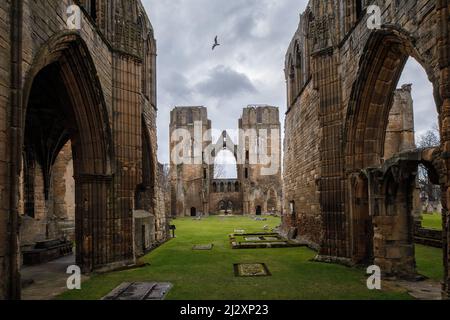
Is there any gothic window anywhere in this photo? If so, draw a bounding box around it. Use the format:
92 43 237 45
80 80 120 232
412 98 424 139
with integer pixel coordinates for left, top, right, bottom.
235 182 240 192
356 0 364 20
220 182 225 193
90 0 97 20
245 168 249 179
295 43 303 92
288 55 296 105
290 201 296 216
257 109 263 124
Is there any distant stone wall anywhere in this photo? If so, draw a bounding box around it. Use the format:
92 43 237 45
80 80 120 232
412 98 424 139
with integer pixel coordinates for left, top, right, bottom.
154 163 169 242
384 85 416 160
415 226 443 248
169 106 282 217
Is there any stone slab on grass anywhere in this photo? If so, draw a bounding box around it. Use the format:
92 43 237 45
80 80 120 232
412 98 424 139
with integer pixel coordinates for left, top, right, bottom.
234 263 271 277
192 244 214 250
102 282 172 300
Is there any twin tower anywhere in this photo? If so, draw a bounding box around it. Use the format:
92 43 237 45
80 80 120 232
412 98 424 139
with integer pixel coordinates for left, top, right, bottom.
169 106 282 217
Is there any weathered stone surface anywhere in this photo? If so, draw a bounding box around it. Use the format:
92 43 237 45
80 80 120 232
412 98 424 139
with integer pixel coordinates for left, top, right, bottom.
282 0 450 297
0 0 168 299
102 282 172 300
169 106 282 217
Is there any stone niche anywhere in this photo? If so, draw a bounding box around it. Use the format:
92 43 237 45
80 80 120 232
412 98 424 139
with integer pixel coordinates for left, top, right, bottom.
133 210 156 257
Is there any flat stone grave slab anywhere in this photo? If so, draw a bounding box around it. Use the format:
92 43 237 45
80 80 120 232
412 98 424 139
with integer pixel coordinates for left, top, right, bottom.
229 232 305 249
102 282 172 300
192 244 214 250
244 237 261 241
234 263 271 277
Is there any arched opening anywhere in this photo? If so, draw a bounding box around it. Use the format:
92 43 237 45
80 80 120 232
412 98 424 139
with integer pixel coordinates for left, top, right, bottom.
19 35 113 288
90 0 97 21
295 42 303 93
350 173 373 265
214 150 237 179
355 0 363 20
136 118 155 212
344 29 444 279
227 201 234 214
256 206 262 216
191 207 197 217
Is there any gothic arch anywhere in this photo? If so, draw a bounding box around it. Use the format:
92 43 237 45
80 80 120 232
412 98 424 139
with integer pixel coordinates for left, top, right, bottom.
344 27 441 172
21 32 114 272
343 27 447 277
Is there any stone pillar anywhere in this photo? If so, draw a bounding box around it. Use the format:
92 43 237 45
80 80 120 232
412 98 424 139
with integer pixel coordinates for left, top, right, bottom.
75 174 114 273
370 164 417 278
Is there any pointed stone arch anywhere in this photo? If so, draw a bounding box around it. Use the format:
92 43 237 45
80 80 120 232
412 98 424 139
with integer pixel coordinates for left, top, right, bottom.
21 32 117 274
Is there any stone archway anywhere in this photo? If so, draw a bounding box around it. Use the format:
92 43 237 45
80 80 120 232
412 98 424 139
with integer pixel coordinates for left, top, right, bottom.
344 29 441 171
343 29 447 279
266 187 280 215
136 117 156 212
20 34 114 275
349 172 373 265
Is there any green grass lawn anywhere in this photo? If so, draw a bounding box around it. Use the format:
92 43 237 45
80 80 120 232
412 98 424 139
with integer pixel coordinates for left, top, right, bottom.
421 213 442 230
58 216 416 300
415 244 444 282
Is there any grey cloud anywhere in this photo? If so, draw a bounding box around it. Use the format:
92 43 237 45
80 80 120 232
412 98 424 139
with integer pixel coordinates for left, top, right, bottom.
161 71 192 102
144 1 437 166
195 65 257 98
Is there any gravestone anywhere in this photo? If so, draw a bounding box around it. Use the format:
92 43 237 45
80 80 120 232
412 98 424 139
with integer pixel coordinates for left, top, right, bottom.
102 282 172 300
192 244 213 250
233 263 271 277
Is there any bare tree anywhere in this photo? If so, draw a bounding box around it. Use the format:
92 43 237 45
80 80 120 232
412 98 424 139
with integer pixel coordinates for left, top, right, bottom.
417 127 441 205
417 125 440 149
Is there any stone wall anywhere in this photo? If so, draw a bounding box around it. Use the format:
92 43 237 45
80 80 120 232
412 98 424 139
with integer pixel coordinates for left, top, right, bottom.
169 106 283 217
239 106 283 216
0 0 167 299
169 107 212 217
384 85 416 160
282 83 321 244
209 179 243 214
283 0 450 293
0 0 11 300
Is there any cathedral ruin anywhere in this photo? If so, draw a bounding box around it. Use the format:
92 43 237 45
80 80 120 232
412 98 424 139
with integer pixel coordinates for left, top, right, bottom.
282 0 450 296
169 106 282 217
0 0 169 299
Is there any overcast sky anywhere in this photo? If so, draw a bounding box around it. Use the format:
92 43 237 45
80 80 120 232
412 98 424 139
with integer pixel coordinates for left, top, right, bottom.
143 0 438 172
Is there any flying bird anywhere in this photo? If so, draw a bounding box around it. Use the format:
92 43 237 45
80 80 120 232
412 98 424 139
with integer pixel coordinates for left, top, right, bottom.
212 36 220 50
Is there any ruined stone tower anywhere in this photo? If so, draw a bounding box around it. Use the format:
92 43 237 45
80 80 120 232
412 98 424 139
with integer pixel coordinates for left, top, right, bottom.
384 84 416 160
239 106 282 216
169 105 283 217
169 107 212 217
